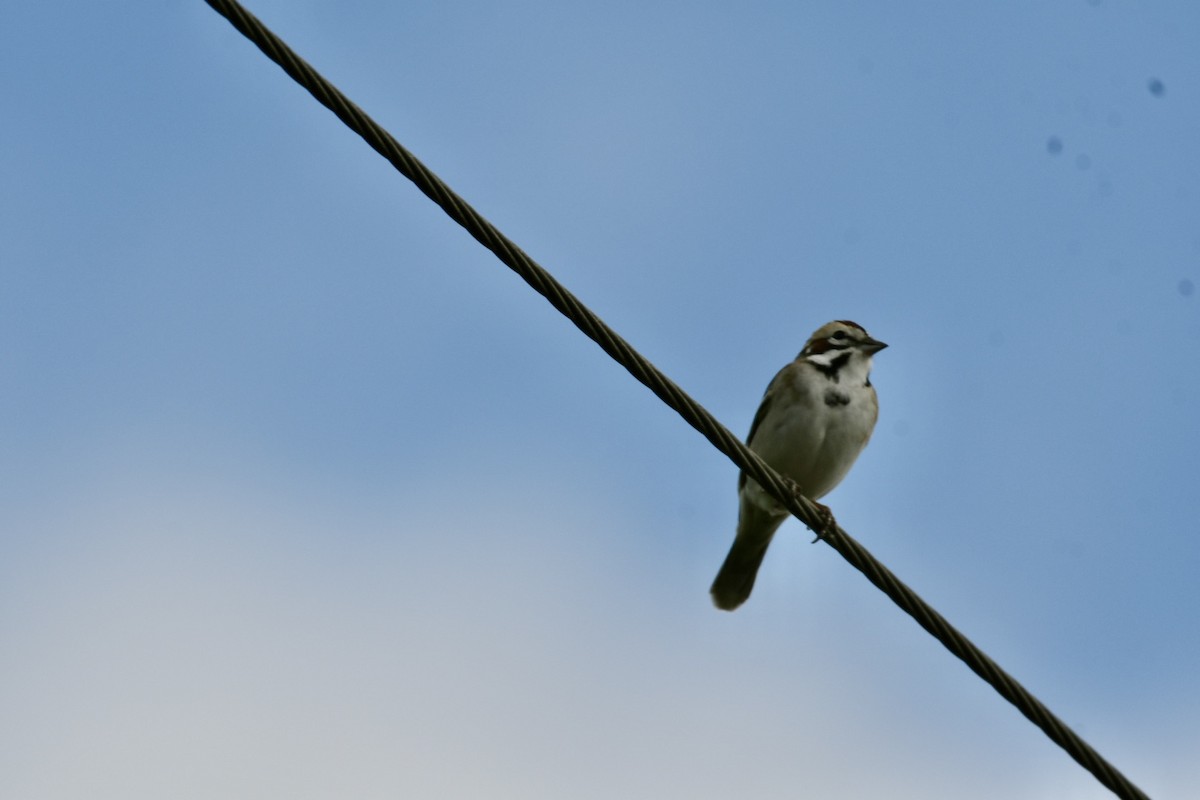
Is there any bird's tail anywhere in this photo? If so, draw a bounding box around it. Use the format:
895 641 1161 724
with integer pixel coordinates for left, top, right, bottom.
710 502 786 611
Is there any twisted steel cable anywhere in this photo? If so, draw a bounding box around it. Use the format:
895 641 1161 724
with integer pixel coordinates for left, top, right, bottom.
201 2 1150 798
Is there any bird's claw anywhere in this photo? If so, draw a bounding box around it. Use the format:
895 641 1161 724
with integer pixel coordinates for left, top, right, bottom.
781 477 837 543
809 501 837 543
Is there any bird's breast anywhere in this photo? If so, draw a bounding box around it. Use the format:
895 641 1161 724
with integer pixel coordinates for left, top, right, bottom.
747 381 876 502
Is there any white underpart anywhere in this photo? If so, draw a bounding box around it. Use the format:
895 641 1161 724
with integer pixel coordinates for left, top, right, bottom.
743 350 877 513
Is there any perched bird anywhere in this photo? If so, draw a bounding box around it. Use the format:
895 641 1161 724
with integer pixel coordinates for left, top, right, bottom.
710 320 887 611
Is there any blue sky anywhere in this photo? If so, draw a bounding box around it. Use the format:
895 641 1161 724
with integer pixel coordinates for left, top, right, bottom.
3 2 1198 797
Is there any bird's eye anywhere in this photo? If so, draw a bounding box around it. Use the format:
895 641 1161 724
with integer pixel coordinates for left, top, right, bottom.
831 330 848 341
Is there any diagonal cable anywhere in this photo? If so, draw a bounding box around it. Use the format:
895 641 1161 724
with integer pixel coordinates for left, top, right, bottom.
199 2 1150 798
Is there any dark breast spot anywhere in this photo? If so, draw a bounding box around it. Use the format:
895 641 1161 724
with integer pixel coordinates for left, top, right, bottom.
824 388 851 407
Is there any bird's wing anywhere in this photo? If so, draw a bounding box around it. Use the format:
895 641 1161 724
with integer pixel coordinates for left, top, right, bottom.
738 364 790 491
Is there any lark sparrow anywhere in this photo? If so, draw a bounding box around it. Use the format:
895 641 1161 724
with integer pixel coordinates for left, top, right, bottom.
710 320 887 611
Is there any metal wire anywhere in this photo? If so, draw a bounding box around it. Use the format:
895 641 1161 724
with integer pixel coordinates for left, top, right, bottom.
200 2 1151 798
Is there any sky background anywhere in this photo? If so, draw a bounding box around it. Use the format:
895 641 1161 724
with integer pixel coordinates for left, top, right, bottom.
2 2 1198 798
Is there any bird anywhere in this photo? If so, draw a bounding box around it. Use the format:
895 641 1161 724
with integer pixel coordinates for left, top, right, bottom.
710 320 887 611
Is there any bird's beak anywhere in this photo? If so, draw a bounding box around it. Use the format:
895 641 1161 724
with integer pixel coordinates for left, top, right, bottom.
862 337 888 354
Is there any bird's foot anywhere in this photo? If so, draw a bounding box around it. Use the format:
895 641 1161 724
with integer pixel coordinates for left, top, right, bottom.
809 501 837 543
